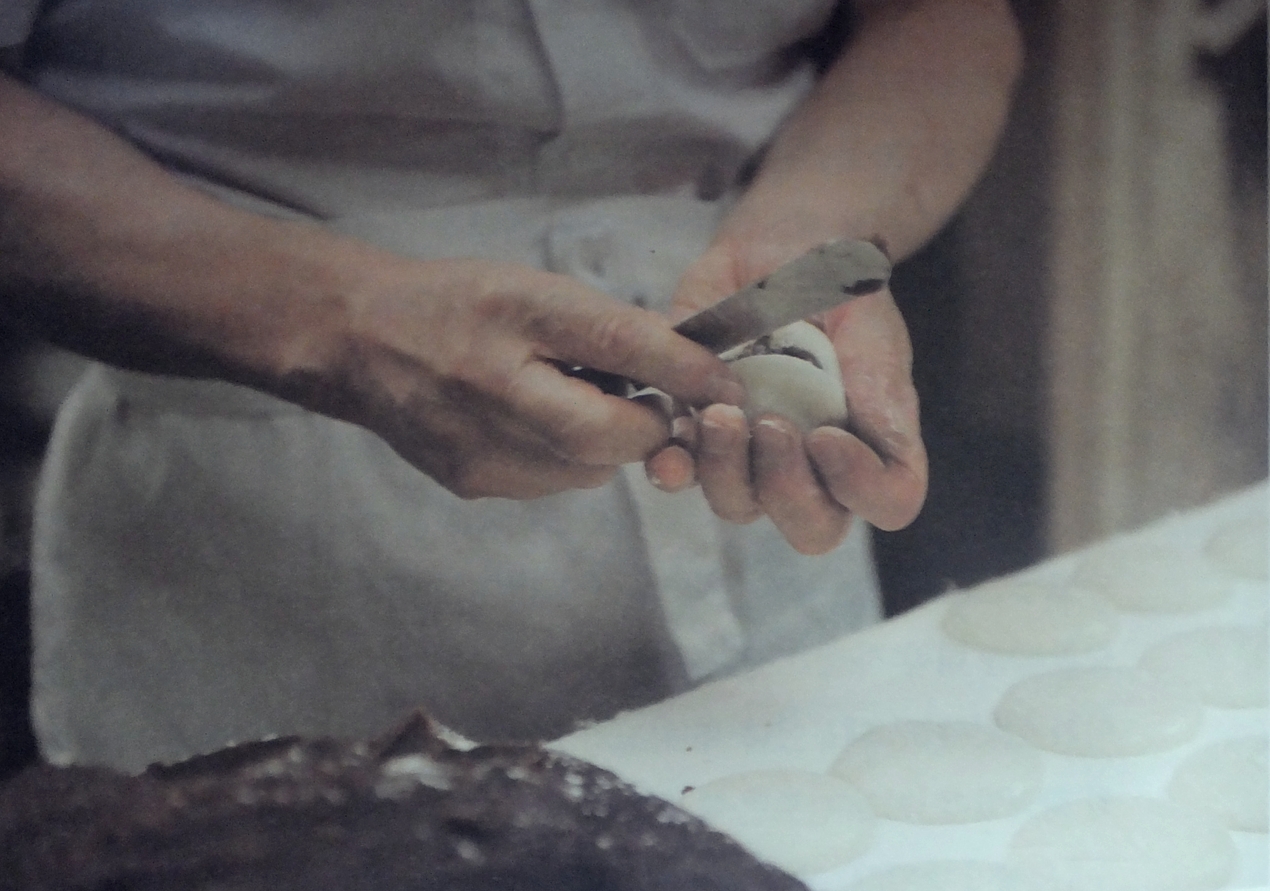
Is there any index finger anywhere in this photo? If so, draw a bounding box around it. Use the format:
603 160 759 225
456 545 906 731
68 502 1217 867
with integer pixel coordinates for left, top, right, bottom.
528 286 745 409
503 359 677 467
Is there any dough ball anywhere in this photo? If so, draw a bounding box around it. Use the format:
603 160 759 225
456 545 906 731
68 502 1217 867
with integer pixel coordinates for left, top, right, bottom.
846 860 1028 891
829 720 1043 824
678 769 874 875
1137 624 1268 709
1203 512 1268 581
940 580 1118 656
1072 542 1232 613
723 321 847 431
994 667 1203 758
1007 797 1237 891
1167 735 1268 833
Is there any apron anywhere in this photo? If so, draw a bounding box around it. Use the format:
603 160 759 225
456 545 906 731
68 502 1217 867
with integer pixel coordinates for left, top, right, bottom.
14 0 881 772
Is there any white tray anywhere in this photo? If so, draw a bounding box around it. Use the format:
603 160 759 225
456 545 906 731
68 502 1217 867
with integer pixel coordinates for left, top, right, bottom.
555 485 1269 890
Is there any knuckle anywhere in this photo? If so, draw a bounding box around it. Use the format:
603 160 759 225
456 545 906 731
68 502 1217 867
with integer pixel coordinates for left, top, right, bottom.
588 310 652 369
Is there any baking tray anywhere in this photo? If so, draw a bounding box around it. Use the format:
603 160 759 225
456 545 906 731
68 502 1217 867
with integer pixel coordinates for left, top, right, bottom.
556 485 1269 889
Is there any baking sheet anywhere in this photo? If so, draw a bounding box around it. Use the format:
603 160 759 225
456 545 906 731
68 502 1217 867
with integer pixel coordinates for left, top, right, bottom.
554 484 1269 889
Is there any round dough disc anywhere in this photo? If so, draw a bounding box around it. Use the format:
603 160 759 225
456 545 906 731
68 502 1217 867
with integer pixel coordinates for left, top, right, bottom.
993 667 1203 758
678 770 874 875
1167 735 1268 833
846 860 1028 891
1203 512 1268 581
829 720 1043 824
1072 542 1232 613
1137 624 1268 709
940 581 1118 656
1007 797 1237 891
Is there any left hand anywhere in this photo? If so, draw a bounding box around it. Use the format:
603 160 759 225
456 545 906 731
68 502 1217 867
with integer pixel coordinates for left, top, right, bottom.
645 237 928 554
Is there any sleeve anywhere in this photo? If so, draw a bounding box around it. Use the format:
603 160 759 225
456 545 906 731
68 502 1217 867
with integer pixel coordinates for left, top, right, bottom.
0 0 45 71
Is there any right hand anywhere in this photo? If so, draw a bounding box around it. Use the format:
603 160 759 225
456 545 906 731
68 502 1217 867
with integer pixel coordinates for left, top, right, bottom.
0 71 740 501
288 254 744 500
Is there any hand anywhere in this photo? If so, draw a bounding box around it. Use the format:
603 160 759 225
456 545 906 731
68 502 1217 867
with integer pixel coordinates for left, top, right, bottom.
645 239 927 554
290 254 743 500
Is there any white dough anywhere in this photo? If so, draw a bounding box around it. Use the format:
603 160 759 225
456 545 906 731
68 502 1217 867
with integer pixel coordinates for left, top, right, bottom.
940 580 1118 656
678 769 874 875
723 321 847 432
1167 735 1268 833
1137 624 1269 709
729 354 848 431
829 720 1044 824
1007 797 1237 891
847 860 1029 891
1072 541 1232 613
993 667 1203 757
1203 512 1269 581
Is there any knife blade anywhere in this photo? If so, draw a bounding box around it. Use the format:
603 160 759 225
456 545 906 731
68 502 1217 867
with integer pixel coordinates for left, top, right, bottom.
563 238 891 396
671 238 892 354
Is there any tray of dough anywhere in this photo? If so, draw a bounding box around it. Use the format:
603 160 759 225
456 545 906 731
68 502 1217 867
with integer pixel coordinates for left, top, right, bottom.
554 484 1269 891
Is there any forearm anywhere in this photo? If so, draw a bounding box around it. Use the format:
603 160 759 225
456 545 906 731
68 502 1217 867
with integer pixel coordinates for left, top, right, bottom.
0 73 353 391
719 0 1023 261
0 74 748 497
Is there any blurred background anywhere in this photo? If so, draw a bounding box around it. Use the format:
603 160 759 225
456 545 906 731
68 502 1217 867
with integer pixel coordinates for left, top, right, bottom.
1 0 1265 780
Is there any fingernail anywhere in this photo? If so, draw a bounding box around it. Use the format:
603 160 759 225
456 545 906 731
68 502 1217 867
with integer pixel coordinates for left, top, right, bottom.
647 458 693 492
646 465 667 489
754 419 801 455
755 418 793 438
701 403 747 430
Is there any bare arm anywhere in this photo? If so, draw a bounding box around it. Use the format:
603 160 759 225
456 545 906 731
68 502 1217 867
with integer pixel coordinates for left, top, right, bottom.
0 73 743 499
653 0 1023 551
712 0 1022 262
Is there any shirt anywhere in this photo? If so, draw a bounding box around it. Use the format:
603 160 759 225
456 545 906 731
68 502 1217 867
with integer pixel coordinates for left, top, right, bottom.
8 0 882 772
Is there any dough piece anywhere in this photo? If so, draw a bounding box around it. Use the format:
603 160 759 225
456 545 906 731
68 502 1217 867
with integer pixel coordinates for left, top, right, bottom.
1203 512 1269 581
679 769 874 876
1167 735 1268 833
828 720 1043 824
1072 542 1232 613
723 321 847 431
940 580 1118 656
994 667 1203 757
1007 797 1237 891
846 860 1027 891
1137 624 1268 709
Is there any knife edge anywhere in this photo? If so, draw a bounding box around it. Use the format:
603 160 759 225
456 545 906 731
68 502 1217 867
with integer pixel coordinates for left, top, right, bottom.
671 239 892 354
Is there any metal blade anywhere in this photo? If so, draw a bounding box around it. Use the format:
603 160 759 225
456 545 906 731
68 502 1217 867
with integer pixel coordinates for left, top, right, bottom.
672 239 892 354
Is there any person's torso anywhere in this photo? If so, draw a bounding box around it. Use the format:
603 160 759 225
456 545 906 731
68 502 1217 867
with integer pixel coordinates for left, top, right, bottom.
22 0 840 216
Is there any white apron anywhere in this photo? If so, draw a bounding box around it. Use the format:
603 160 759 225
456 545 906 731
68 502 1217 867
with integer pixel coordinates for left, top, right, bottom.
9 0 881 772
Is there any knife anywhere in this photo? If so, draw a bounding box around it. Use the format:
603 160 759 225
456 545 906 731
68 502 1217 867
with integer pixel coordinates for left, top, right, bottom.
672 237 892 355
566 238 892 395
